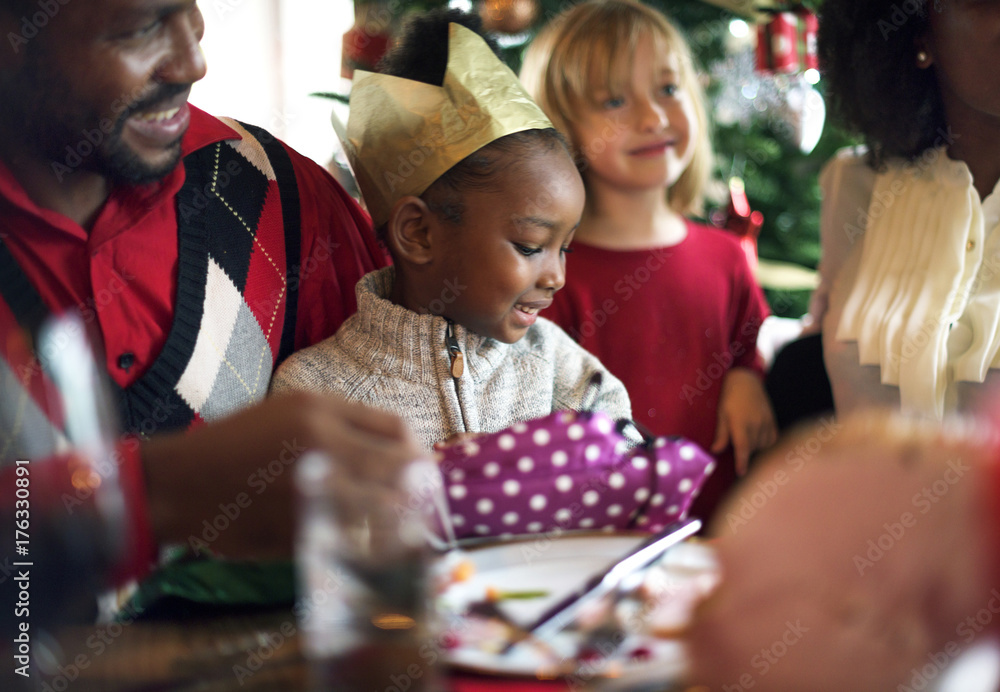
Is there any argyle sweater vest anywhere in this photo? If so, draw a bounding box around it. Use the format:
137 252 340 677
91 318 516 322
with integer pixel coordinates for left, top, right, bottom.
0 120 302 462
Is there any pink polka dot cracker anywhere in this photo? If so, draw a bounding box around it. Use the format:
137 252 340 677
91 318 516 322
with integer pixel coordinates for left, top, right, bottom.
436 410 714 539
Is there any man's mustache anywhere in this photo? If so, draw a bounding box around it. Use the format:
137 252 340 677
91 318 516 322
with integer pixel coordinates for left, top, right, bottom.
120 83 192 120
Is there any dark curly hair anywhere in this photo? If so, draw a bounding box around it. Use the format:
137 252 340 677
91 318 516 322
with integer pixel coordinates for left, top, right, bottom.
818 0 946 169
376 8 570 230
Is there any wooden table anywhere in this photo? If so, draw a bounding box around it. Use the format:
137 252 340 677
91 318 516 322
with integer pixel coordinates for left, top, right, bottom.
43 610 582 692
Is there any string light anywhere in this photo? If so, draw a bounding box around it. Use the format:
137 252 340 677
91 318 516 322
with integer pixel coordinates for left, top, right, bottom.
729 19 750 38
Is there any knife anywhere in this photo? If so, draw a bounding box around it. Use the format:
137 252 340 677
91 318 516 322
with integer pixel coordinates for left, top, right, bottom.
502 518 702 654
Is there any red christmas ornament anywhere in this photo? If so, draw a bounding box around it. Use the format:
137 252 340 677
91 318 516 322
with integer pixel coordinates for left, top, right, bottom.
755 9 819 74
342 3 394 80
756 12 799 73
712 177 763 271
800 10 819 71
341 24 390 79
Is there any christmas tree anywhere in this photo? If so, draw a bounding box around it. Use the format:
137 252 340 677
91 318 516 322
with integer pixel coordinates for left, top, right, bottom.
345 0 859 317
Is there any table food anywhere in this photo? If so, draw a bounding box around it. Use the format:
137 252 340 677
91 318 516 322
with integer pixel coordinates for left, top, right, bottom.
433 532 719 682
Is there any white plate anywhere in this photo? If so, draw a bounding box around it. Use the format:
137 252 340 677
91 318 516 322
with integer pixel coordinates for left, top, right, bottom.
435 531 716 682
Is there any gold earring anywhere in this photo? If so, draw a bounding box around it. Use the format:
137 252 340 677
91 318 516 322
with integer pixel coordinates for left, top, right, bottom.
916 50 929 66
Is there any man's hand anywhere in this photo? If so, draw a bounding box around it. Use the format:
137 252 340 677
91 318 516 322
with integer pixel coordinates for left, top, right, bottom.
688 411 1000 691
141 392 424 559
712 367 778 475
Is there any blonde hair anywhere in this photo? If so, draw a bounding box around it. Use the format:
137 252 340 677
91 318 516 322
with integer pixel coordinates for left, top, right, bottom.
520 0 711 215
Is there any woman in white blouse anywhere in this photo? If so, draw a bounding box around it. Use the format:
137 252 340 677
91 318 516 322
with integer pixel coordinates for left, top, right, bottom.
809 0 1000 419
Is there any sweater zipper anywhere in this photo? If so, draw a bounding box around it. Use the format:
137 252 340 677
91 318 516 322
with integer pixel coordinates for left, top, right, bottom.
445 320 464 378
444 320 470 432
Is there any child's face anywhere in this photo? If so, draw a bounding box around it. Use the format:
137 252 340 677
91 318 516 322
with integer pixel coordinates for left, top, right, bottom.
570 33 698 195
425 147 584 344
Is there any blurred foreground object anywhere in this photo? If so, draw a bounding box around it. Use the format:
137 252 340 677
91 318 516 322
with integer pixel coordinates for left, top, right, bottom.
1 315 128 688
296 453 441 692
686 410 1000 691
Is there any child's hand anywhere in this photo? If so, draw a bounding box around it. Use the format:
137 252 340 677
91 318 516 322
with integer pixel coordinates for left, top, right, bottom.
711 367 777 476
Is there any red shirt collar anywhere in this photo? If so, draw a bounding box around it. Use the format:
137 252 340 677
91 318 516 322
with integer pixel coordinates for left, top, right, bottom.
0 104 240 238
181 103 241 157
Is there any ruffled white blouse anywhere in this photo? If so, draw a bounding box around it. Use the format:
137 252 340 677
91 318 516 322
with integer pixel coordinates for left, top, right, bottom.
815 147 1000 418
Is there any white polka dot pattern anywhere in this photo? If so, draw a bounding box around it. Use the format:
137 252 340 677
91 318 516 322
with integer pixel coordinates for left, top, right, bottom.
434 409 713 540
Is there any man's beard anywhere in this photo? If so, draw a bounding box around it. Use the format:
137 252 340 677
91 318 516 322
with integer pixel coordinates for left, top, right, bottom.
97 103 187 186
0 54 189 186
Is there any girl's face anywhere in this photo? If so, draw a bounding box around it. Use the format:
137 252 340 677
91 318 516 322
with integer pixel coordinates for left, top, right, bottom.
569 33 698 195
424 147 585 344
926 0 1000 132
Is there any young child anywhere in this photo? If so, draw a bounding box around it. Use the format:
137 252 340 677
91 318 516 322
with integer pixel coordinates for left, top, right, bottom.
271 12 634 451
520 0 776 521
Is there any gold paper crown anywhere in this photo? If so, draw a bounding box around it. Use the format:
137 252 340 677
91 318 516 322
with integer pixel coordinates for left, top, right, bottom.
345 22 554 228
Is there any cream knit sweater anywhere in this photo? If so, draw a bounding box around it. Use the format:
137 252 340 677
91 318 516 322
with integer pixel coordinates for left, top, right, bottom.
270 267 633 450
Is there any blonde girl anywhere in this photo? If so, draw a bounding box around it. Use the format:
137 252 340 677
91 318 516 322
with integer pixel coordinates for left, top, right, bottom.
521 0 776 521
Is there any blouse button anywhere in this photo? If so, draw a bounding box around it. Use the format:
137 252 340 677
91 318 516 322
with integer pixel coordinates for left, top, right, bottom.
967 240 976 251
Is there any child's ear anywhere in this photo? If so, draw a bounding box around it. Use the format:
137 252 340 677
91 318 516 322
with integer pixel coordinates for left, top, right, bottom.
386 196 435 265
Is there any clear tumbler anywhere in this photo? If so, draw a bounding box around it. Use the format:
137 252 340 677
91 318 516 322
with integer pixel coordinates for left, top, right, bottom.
296 451 442 692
